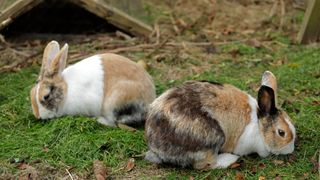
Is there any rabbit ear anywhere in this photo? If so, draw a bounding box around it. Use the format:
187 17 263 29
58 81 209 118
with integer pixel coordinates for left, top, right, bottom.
261 71 277 104
47 43 68 77
261 71 277 92
258 85 277 117
40 41 60 79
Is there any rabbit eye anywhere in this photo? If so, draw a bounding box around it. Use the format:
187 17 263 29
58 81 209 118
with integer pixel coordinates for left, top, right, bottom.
49 85 55 92
278 129 285 137
44 94 50 101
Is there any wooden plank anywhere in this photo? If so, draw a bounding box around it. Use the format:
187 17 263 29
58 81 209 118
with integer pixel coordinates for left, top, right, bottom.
72 0 153 37
103 0 145 17
0 0 43 31
297 0 320 44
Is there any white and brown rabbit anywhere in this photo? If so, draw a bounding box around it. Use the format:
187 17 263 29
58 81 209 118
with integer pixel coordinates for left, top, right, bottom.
145 71 296 169
30 41 156 127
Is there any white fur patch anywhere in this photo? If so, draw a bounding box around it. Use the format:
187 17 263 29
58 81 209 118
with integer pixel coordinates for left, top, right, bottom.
233 95 269 157
213 153 239 169
97 116 116 127
58 55 104 117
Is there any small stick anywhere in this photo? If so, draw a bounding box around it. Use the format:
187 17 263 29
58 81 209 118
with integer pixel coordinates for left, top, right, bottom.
318 150 320 178
131 152 146 158
8 47 30 57
155 22 160 45
170 14 180 35
0 50 41 73
66 169 74 180
279 0 286 31
268 0 278 19
115 31 132 41
167 42 212 46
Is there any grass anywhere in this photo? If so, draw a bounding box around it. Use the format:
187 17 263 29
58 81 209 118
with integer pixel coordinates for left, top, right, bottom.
0 40 319 179
0 0 319 178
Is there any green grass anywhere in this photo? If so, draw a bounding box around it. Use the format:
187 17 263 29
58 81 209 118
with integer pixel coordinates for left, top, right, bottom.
0 43 319 179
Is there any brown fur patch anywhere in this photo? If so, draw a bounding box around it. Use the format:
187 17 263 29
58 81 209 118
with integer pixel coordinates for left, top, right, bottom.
100 53 155 114
200 83 252 152
30 86 39 118
259 111 294 150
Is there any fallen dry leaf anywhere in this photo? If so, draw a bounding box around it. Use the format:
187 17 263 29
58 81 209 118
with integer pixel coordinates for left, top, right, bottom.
311 100 320 106
222 27 235 35
241 29 255 35
310 157 319 174
302 173 309 179
93 160 107 180
43 146 49 153
274 175 282 180
17 163 29 170
18 175 30 180
137 60 148 70
258 176 266 180
258 163 266 169
17 163 38 180
272 160 284 165
247 39 262 48
230 162 241 169
287 154 297 163
125 158 135 172
176 18 188 28
235 172 244 180
189 176 195 180
250 166 257 174
118 123 137 132
230 48 240 58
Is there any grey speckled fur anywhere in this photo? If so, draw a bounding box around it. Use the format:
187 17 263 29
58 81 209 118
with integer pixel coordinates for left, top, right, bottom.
114 100 148 126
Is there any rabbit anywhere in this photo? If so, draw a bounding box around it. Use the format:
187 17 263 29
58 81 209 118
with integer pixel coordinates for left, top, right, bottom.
145 71 296 170
30 41 156 127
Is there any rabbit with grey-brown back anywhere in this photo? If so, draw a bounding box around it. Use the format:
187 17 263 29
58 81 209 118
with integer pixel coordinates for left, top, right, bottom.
145 71 295 169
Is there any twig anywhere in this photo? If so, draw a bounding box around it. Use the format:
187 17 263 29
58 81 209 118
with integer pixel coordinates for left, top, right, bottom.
155 22 160 44
67 40 246 64
318 150 320 178
0 51 42 73
146 37 170 57
0 0 5 9
170 14 180 35
273 40 288 47
66 168 74 180
115 31 132 41
8 47 30 57
279 0 286 31
292 3 305 11
113 166 125 173
167 40 246 46
105 44 156 53
269 0 278 19
131 152 146 158
167 42 212 46
68 43 158 63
